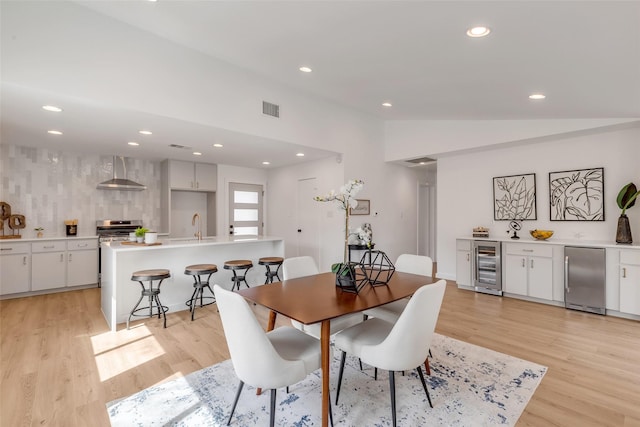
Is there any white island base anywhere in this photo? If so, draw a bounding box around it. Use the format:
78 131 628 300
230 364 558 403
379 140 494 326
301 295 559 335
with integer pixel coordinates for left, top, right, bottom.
101 236 284 331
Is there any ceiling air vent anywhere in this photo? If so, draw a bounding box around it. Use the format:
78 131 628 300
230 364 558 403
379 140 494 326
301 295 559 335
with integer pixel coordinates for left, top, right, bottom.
169 144 193 150
407 157 436 165
262 101 280 118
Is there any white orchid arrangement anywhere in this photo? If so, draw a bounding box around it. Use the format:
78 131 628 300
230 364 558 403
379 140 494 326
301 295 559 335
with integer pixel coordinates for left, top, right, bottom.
315 179 364 263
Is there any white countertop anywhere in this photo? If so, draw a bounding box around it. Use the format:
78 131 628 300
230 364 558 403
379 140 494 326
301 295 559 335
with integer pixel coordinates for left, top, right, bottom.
459 235 640 249
0 235 98 243
102 235 284 251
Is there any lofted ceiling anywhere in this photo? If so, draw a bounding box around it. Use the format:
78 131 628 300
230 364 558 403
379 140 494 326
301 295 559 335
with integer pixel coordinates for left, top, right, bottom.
1 0 639 167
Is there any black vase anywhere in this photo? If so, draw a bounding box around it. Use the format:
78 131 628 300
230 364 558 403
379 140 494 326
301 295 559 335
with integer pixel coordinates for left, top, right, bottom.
616 214 633 244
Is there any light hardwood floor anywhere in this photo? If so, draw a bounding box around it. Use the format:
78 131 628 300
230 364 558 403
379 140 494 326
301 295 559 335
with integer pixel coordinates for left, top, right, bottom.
1 282 639 426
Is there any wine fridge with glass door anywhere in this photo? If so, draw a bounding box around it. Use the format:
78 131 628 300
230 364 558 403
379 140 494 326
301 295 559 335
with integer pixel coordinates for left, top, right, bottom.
473 240 502 296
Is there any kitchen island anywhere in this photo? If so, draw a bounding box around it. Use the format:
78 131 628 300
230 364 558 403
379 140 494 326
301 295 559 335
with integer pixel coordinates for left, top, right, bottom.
100 236 284 331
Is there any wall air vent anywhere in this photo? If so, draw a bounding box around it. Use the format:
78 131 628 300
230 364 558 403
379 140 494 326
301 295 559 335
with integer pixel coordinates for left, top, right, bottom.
262 101 280 118
169 144 193 150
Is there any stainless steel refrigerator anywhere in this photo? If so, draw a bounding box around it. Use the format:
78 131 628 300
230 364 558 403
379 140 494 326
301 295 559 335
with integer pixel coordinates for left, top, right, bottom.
564 246 606 315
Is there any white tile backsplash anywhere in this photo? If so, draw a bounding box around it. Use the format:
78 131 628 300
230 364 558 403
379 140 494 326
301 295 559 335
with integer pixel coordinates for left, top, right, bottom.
1 144 162 238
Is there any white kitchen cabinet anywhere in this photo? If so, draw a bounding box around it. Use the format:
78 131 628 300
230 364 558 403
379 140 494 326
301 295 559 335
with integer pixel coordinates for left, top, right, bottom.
67 239 98 287
0 242 30 295
455 239 472 287
619 250 640 315
169 160 217 191
504 243 553 300
31 241 67 291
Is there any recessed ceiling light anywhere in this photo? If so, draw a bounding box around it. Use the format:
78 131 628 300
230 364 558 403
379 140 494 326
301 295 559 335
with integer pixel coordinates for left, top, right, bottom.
466 26 491 37
296 153 305 157
193 152 202 156
47 130 62 135
42 105 63 112
128 141 139 146
529 93 546 100
213 143 223 148
138 130 152 135
299 66 312 73
382 102 392 107
262 161 270 165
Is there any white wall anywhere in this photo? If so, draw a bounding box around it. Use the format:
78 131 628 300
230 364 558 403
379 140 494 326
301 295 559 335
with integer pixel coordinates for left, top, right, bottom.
384 119 640 160
436 125 640 280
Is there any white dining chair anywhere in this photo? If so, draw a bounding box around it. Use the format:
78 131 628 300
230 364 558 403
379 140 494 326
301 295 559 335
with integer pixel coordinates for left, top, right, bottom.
213 284 329 427
333 280 446 427
282 256 363 338
363 254 433 323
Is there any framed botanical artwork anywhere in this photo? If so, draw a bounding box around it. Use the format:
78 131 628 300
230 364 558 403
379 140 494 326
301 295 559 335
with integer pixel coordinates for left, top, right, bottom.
493 173 537 220
350 199 370 215
549 167 604 221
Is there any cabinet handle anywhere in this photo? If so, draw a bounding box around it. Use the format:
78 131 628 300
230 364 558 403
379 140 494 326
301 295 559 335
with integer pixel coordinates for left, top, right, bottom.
69 253 73 262
0 248 12 251
531 259 534 269
522 258 525 267
522 249 534 252
60 254 64 262
466 253 469 262
44 245 55 249
23 256 27 265
196 181 199 189
78 243 88 248
622 267 627 278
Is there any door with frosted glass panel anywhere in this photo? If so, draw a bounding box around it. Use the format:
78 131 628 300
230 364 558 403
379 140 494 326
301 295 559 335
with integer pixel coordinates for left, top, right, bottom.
228 183 263 237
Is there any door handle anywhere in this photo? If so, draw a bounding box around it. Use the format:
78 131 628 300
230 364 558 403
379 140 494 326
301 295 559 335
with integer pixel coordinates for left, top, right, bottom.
622 267 627 278
564 255 569 292
530 259 534 269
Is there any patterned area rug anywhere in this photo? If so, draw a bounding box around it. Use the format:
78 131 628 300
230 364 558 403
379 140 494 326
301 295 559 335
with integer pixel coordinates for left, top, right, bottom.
107 334 547 426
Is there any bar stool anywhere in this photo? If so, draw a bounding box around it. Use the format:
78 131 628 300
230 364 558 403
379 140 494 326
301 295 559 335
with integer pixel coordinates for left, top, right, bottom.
127 269 171 329
184 264 218 321
224 260 253 291
258 257 284 284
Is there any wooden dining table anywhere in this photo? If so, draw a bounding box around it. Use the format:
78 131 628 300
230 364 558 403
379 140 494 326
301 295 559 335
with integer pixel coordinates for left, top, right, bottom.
238 270 437 427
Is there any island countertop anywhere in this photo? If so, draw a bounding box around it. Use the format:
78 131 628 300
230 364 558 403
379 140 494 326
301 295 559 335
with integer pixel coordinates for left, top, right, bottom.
100 235 284 331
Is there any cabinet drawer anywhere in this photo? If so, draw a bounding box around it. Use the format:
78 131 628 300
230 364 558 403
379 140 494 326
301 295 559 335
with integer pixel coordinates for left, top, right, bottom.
505 243 553 258
32 241 66 252
620 250 640 265
0 242 30 254
67 239 98 251
456 239 471 251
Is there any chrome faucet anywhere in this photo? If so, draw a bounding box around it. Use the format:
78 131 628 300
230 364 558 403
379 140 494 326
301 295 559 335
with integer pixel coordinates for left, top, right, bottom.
192 212 202 240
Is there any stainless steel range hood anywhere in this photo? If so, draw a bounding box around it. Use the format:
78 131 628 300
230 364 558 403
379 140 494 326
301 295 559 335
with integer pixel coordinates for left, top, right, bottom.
97 156 147 191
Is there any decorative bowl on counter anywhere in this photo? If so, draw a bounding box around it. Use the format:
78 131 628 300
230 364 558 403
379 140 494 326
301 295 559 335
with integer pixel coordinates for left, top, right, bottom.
530 229 554 240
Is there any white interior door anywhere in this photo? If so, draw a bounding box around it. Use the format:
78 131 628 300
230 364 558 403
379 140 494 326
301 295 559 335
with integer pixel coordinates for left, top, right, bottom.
418 183 436 259
228 183 263 237
296 178 320 258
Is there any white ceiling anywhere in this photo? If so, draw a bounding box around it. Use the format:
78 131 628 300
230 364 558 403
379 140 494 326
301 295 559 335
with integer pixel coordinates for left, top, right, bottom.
2 1 639 167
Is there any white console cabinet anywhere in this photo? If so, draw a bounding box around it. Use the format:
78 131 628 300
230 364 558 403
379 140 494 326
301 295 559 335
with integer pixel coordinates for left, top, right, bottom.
455 239 472 287
0 242 31 295
504 243 554 301
619 250 640 315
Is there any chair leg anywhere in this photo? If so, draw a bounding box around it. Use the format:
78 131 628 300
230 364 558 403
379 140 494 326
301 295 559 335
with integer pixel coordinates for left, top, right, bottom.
269 389 276 427
227 381 244 425
374 367 377 380
389 370 397 427
416 366 433 408
329 397 334 427
336 351 347 404
424 358 431 376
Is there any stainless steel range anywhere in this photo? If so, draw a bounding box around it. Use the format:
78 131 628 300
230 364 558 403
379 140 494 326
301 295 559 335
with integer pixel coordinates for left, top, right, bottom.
96 219 143 242
96 220 143 284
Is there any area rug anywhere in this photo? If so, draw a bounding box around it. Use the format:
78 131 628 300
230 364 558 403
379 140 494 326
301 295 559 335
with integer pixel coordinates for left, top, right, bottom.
107 333 547 426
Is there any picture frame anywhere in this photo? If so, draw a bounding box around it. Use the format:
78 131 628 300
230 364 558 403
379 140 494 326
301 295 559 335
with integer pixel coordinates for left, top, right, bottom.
493 173 537 220
549 167 604 221
350 199 370 215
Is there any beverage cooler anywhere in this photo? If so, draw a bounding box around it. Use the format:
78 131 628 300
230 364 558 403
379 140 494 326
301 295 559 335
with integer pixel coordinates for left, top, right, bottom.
473 240 502 296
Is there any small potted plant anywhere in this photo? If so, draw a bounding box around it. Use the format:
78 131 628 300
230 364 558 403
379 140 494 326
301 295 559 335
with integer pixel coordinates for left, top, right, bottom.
34 227 44 238
134 227 149 243
616 182 640 244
